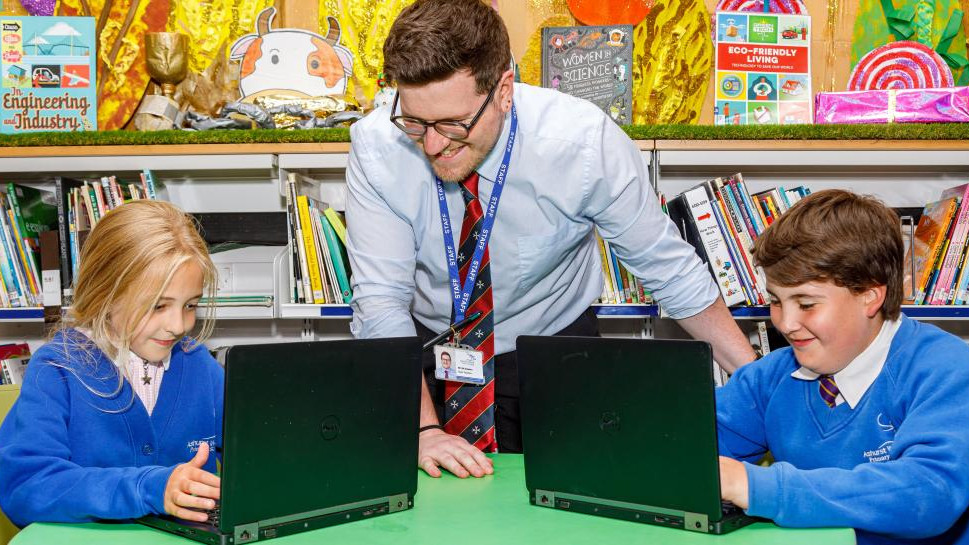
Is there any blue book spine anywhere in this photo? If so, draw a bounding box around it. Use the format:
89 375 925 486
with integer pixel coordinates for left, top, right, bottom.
706 185 756 305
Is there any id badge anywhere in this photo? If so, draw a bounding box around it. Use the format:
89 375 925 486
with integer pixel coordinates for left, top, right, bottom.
433 343 485 384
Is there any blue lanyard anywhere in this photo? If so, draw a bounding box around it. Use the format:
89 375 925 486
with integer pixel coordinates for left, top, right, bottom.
436 104 518 322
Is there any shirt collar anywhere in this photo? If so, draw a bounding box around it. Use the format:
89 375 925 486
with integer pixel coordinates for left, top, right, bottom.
74 327 172 370
129 350 171 371
790 318 902 408
474 90 514 184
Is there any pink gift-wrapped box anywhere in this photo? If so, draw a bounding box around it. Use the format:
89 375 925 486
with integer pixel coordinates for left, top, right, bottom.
815 87 969 124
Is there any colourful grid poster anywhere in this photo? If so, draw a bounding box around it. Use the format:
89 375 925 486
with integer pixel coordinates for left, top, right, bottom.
714 11 812 126
0 16 96 133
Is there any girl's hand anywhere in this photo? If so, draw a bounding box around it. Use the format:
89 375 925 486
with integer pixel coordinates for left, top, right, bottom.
163 441 221 522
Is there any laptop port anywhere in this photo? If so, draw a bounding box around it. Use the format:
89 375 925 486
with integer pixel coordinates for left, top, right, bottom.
558 501 570 509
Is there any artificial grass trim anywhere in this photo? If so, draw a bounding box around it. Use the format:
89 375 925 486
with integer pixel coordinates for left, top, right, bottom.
0 123 966 148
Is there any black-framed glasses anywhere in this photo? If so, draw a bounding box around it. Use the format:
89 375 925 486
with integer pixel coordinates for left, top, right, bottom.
390 79 499 140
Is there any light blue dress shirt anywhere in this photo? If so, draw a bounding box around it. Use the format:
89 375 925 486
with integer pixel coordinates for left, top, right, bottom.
346 83 718 355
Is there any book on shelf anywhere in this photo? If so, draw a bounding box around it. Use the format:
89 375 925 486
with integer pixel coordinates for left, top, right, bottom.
668 173 812 308
905 194 961 305
0 343 30 385
285 173 355 305
667 185 746 306
594 230 652 305
541 24 633 124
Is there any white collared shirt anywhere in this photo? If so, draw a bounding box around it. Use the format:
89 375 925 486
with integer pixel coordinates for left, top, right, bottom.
791 319 902 408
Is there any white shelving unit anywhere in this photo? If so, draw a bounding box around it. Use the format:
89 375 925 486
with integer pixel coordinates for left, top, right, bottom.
4 139 969 351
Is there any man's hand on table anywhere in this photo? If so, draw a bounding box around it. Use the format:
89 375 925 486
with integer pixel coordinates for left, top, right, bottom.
418 428 494 478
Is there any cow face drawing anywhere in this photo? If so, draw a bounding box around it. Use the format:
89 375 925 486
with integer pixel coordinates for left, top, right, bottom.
229 7 353 99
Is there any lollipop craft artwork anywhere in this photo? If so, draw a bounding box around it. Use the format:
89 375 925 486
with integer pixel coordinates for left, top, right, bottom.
847 40 955 91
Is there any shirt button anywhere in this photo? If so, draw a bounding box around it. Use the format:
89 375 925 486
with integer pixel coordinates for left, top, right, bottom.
142 443 154 455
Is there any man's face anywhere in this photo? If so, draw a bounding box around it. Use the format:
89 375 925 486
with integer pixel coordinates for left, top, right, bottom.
396 69 512 183
768 279 885 375
441 353 451 369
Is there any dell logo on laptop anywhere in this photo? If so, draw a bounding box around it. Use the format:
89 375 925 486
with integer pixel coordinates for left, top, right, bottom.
320 415 341 440
599 411 621 433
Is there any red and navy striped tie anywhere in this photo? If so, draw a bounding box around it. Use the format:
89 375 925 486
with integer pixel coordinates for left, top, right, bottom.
819 375 840 408
443 172 498 452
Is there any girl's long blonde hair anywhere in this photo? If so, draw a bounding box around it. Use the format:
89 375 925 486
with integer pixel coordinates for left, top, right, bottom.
56 200 217 395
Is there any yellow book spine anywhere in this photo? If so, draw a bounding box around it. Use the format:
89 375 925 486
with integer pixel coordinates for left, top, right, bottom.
297 196 326 304
594 231 615 302
323 207 347 246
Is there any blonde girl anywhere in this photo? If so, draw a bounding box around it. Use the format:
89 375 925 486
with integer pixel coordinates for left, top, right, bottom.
0 200 223 526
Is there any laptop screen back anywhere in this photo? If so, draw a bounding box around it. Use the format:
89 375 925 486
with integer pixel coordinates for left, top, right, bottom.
219 337 422 530
517 336 723 520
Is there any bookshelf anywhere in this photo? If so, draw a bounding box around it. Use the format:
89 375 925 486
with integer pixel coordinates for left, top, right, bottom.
3 139 969 350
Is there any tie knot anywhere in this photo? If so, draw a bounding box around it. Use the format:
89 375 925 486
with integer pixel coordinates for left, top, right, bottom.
818 374 840 408
460 171 480 205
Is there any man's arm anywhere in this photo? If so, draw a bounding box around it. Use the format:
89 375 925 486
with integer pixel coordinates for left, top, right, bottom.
676 298 756 373
345 128 492 479
583 117 754 372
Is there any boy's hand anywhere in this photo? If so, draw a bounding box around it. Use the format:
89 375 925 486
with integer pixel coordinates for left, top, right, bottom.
418 428 494 478
164 442 222 522
718 456 749 509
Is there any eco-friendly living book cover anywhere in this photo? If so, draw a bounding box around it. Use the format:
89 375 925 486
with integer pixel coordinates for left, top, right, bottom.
541 24 633 125
0 16 96 133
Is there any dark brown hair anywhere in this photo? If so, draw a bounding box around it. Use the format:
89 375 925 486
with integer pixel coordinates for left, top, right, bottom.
382 0 511 94
753 189 902 320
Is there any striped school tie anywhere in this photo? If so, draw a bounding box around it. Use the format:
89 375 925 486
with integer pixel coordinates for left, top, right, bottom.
818 375 840 408
443 172 498 452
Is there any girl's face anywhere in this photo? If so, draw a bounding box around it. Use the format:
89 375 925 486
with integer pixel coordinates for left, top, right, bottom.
129 261 204 362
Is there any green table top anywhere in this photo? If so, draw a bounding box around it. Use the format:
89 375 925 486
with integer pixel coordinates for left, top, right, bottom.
12 454 854 545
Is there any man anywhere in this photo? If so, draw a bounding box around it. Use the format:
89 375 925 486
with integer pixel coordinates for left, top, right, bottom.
345 0 756 479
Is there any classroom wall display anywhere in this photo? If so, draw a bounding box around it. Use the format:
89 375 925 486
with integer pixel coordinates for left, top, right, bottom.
713 10 812 125
0 16 96 133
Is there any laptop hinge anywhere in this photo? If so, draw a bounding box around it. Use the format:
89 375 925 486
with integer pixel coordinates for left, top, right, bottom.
535 489 555 508
684 512 709 533
233 492 410 542
538 489 712 532
234 522 259 544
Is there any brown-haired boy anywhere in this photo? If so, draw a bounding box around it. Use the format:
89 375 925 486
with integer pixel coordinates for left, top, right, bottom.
716 189 969 544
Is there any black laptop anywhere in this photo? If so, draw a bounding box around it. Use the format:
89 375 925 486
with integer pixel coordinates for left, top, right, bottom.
139 337 422 544
517 336 757 535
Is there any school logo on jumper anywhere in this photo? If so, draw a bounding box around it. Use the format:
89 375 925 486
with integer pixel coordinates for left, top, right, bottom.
187 435 217 454
863 413 896 463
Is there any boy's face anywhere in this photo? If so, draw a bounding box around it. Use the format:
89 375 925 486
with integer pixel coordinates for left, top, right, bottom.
768 279 886 375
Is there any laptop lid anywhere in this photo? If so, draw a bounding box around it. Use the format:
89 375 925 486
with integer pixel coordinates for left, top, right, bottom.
219 337 422 532
517 336 723 521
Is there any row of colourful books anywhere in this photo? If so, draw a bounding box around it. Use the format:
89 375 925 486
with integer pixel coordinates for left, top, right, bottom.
0 184 51 308
0 172 159 310
285 173 352 305
905 183 969 305
594 230 654 305
65 171 158 295
0 343 30 385
666 173 810 307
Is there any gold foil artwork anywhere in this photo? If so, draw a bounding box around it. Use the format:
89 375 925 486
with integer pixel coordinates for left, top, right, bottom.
632 0 711 124
318 0 417 109
251 94 355 128
168 0 273 74
525 0 710 123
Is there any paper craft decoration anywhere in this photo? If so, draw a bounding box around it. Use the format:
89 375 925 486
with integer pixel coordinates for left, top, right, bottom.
229 7 354 100
848 40 955 90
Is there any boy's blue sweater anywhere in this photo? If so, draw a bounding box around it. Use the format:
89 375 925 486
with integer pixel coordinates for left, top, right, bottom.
0 329 223 527
718 316 969 544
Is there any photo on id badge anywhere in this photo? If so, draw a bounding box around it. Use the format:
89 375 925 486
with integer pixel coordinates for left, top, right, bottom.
434 344 485 384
